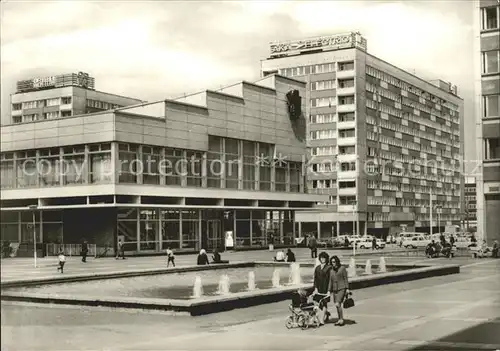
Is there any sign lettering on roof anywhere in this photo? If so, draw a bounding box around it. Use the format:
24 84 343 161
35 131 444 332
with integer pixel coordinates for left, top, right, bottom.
269 32 367 58
16 72 95 93
33 76 56 89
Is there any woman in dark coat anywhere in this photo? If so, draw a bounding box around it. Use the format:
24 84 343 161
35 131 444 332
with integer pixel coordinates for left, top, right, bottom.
313 251 331 325
328 255 349 326
286 248 296 262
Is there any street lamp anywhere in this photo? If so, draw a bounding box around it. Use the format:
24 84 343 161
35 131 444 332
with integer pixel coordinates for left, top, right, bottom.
435 205 442 234
28 204 38 268
352 208 356 256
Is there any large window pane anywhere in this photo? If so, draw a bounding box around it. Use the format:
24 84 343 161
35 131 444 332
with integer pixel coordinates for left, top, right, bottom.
181 210 199 250
259 166 271 191
118 144 138 183
242 141 255 190
224 138 239 189
161 210 180 249
275 163 287 192
39 156 59 187
142 146 160 185
236 219 250 246
483 50 500 74
484 95 500 117
186 151 203 187
162 220 180 249
289 161 301 192
0 160 15 188
485 138 500 160
62 154 85 185
483 7 498 30
1 223 18 242
207 151 222 188
164 148 182 186
90 153 112 183
117 207 137 251
43 222 63 244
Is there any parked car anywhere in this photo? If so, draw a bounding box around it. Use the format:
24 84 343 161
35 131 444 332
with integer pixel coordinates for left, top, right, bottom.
357 238 373 249
397 232 426 246
375 239 386 249
402 235 431 249
349 235 364 245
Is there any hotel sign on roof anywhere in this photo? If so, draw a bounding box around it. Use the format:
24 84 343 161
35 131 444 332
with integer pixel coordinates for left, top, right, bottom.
269 32 367 58
16 72 95 93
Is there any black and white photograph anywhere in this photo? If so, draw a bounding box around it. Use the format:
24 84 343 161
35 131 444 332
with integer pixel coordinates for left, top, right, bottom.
0 1 499 350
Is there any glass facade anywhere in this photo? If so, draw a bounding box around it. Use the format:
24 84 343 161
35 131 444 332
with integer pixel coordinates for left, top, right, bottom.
115 207 295 252
0 207 300 252
1 137 305 192
0 210 62 244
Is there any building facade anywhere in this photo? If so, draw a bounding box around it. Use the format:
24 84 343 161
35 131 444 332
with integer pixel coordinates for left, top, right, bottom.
475 0 500 244
0 74 327 255
464 176 478 230
9 72 143 124
262 32 464 239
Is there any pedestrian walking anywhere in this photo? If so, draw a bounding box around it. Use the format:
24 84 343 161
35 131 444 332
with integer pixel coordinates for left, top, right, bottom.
116 239 125 260
344 236 350 248
313 251 332 325
309 234 318 258
328 255 349 326
81 239 88 263
372 237 377 250
57 249 66 273
166 247 175 267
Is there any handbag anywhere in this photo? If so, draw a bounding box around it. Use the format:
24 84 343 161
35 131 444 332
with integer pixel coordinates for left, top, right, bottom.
343 291 355 309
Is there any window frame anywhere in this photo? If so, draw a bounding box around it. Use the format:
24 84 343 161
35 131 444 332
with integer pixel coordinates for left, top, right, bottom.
481 6 499 31
482 50 500 74
483 94 500 118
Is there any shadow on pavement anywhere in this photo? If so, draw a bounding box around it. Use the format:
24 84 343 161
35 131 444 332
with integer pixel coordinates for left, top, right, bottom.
405 318 500 350
325 318 357 326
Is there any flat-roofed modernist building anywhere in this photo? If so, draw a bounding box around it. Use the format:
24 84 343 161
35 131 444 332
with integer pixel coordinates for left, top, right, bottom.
9 72 143 124
262 32 464 238
474 0 500 244
0 74 327 255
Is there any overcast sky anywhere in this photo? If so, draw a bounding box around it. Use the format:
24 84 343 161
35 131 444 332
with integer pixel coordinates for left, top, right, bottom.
0 0 476 164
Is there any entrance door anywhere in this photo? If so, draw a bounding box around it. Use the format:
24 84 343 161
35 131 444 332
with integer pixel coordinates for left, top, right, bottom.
207 220 221 250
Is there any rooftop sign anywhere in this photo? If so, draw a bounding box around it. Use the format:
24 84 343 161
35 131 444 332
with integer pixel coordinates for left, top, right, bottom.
16 72 95 93
269 32 367 58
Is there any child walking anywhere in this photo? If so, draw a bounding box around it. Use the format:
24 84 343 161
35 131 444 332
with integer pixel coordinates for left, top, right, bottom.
57 250 66 273
166 247 175 267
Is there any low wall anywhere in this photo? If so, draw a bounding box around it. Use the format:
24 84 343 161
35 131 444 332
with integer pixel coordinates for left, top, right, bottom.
0 262 253 289
1 262 460 315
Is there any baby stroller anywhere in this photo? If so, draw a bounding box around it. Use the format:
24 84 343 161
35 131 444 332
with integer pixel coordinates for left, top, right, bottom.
285 290 330 329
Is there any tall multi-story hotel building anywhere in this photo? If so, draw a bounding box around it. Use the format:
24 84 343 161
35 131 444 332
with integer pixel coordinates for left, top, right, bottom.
262 32 464 238
0 74 326 255
9 72 143 124
474 0 500 244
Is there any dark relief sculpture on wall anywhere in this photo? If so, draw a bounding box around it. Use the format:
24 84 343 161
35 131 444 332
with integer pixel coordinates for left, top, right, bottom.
286 89 306 142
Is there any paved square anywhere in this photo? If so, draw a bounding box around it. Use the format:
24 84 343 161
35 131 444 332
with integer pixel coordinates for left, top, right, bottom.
2 251 499 351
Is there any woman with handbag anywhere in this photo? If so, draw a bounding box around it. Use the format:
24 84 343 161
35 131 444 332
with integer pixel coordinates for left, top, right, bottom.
313 251 332 325
328 255 349 326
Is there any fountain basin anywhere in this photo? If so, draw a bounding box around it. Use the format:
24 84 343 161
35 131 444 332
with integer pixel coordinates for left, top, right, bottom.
1 262 459 315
